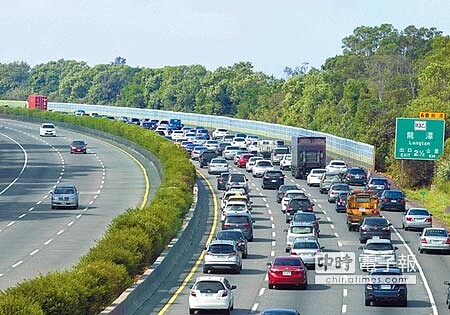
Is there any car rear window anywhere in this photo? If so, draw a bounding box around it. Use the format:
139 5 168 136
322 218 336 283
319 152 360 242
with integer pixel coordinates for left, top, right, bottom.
332 185 350 191
350 169 366 175
290 226 313 234
42 124 55 128
364 218 388 226
408 209 429 216
266 171 283 177
257 161 272 167
285 192 306 199
290 199 310 208
230 174 246 182
424 229 447 237
385 191 404 198
217 231 243 240
225 216 249 224
293 213 315 222
365 243 394 251
274 258 301 266
279 185 299 192
194 281 225 293
371 178 388 185
209 244 234 254
274 148 289 154
292 242 319 249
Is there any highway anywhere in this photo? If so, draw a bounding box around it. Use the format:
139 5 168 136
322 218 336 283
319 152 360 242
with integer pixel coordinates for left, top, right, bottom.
0 119 147 290
156 157 449 315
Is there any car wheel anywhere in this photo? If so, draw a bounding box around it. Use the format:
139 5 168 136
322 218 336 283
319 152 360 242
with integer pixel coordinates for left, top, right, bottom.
70 151 73 154
419 248 424 254
243 251 247 259
268 283 274 289
189 308 195 314
51 205 55 210
248 237 253 242
224 308 230 315
365 299 371 306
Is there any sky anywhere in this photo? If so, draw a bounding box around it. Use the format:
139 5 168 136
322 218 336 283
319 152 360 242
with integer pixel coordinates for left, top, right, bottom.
1 0 449 78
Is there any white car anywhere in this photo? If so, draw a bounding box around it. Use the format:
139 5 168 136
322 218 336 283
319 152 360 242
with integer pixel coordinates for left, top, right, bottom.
171 130 185 140
247 141 259 154
326 160 348 174
189 276 236 314
221 200 250 222
231 137 247 149
223 146 241 160
212 128 228 139
246 156 263 172
306 168 327 187
285 223 318 252
359 239 397 271
252 160 274 177
279 154 292 170
39 123 56 137
245 135 259 145
208 158 229 175
205 140 220 151
281 189 307 212
155 126 170 136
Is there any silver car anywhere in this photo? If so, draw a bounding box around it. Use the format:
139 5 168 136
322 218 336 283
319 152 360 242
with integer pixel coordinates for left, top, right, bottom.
327 183 351 203
289 238 323 268
51 183 79 209
418 228 450 254
208 158 229 175
203 240 243 274
402 208 432 231
359 239 397 271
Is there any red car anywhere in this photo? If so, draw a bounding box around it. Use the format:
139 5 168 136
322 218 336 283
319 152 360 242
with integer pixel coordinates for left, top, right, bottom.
267 256 307 289
237 154 254 168
70 140 87 154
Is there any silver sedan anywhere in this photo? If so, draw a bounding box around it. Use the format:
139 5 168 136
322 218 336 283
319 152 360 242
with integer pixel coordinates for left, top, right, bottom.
289 238 323 268
208 158 229 175
418 228 450 254
402 208 432 231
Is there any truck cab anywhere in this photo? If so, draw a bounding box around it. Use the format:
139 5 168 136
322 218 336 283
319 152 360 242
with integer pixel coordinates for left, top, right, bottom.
346 191 380 231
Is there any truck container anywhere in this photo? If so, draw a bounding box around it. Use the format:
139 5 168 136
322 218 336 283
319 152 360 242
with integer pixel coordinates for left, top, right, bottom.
28 95 48 110
291 136 326 179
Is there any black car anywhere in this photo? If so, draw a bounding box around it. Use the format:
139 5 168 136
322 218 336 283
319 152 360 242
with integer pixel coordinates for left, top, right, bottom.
285 197 315 223
262 170 285 189
276 184 300 203
216 142 231 156
199 150 218 168
216 229 248 258
366 177 391 196
222 212 254 241
70 140 87 154
365 268 407 306
344 167 368 186
359 216 392 243
291 212 320 235
335 191 350 213
217 172 230 190
378 190 406 212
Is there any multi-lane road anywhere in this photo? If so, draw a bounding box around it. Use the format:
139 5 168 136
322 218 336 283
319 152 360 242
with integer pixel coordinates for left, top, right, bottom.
0 119 147 290
155 157 450 315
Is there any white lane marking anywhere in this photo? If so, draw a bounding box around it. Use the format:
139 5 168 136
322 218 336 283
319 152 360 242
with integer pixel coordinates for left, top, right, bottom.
265 203 269 207
262 198 267 202
272 241 276 247
36 200 42 205
18 214 26 219
391 223 438 314
342 304 347 313
252 303 259 312
337 241 343 247
334 232 339 238
270 216 274 221
318 204 322 208
44 194 48 199
89 201 94 205
258 288 265 296
271 224 275 229
259 192 263 196
327 216 331 221
94 195 98 199
30 249 39 256
330 224 335 229
272 231 276 237
12 261 23 268
312 198 317 202
343 288 347 297
76 214 82 219
255 188 260 192
57 230 64 235
0 132 28 196
29 207 34 211
290 179 295 183
268 210 272 215
271 250 275 257
67 221 74 227
7 221 15 227
322 209 326 214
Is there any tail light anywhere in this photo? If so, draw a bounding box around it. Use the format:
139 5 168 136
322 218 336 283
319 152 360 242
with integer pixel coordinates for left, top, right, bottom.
446 238 450 244
421 237 427 243
223 224 231 228
360 225 368 231
221 290 228 297
190 290 197 297
366 284 373 290
243 224 251 228
230 251 237 256
382 226 391 231
373 210 379 215
307 206 313 211
382 198 387 202
425 217 432 223
264 176 269 179
291 252 297 255
406 217 413 221
287 206 293 211
400 199 405 204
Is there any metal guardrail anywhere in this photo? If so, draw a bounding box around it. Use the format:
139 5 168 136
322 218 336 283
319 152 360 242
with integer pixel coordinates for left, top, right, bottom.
48 102 375 170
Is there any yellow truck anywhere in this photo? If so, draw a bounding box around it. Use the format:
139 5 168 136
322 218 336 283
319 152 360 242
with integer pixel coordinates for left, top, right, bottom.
346 191 380 231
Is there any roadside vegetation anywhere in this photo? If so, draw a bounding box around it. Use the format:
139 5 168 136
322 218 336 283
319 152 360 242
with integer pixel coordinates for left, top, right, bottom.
0 108 196 314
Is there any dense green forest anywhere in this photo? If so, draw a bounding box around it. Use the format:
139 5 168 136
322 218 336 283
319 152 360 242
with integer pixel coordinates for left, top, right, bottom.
1 24 450 189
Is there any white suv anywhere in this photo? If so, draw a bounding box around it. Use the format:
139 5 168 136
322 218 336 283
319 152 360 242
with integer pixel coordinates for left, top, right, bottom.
189 276 236 315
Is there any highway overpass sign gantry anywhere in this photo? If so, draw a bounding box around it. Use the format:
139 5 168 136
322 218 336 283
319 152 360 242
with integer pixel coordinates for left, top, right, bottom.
394 118 445 160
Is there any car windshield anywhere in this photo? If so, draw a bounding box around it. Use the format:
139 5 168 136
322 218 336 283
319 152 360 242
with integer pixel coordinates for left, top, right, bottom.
217 231 243 240
424 229 447 237
364 218 388 226
293 213 315 222
365 243 394 251
72 141 85 146
42 124 54 128
274 258 301 266
408 209 429 216
292 242 319 249
209 244 234 254
226 216 249 224
194 281 225 293
290 226 313 234
54 188 75 194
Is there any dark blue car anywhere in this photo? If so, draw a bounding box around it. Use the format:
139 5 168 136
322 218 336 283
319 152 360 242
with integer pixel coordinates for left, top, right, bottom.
335 191 350 213
365 268 407 306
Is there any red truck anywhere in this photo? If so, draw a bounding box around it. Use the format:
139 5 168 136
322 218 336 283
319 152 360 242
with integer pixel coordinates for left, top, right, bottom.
28 95 48 110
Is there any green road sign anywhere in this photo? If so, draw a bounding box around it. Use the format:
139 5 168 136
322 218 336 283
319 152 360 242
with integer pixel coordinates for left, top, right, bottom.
394 118 445 160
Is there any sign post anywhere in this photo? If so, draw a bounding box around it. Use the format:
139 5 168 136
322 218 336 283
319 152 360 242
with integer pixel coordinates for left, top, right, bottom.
394 118 445 161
